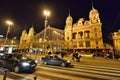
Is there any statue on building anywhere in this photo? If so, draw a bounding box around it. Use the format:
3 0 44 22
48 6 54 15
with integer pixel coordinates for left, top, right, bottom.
89 7 101 23
77 18 84 26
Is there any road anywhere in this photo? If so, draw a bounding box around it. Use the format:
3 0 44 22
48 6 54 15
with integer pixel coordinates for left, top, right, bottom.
0 63 120 80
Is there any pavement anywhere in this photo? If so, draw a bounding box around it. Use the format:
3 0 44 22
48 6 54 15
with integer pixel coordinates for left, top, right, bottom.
29 53 120 68
0 53 120 80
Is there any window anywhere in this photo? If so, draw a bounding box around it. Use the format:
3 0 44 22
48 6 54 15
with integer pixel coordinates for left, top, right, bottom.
72 33 77 39
73 42 77 48
79 42 83 47
67 37 69 40
96 41 98 45
86 41 90 47
78 32 83 39
95 33 97 37
84 31 90 38
94 28 97 32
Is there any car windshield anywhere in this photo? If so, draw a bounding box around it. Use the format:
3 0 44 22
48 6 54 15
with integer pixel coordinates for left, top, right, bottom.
13 53 29 60
46 55 61 60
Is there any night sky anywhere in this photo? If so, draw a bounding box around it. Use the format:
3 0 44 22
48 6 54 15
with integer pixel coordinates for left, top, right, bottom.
0 0 120 39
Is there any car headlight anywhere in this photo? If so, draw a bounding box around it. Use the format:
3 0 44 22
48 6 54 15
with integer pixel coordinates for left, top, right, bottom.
67 60 71 63
22 62 30 66
35 60 38 63
0 53 4 56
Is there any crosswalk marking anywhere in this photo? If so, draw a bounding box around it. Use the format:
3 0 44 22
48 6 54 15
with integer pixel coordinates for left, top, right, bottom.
37 65 120 80
74 64 120 71
0 64 120 80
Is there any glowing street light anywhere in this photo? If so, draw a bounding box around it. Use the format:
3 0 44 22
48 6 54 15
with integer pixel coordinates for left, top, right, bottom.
4 20 13 45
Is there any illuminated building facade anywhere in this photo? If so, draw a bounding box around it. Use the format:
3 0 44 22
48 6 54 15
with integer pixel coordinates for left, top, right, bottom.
19 25 64 52
112 30 120 51
64 7 103 49
20 7 104 51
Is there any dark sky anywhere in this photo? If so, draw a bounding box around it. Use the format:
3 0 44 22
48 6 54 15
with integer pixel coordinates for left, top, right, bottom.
0 0 120 39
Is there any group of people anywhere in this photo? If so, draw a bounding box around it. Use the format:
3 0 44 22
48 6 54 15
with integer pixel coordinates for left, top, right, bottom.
72 51 81 62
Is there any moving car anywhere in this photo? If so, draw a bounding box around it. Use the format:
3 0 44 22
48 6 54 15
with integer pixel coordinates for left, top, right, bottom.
0 53 38 73
40 55 71 67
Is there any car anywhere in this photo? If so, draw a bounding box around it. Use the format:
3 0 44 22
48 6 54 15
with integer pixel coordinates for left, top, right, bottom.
40 54 71 67
0 53 38 73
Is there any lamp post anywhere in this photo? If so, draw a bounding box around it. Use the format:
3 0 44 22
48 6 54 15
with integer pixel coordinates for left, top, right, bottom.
43 10 50 41
4 20 13 45
43 10 50 53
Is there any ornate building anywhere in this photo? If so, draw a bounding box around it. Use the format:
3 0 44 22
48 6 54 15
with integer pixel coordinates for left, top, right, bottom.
112 30 120 51
19 26 35 49
64 7 103 50
19 25 64 52
19 6 104 52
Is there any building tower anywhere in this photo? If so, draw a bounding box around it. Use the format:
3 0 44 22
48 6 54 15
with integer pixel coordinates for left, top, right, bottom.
89 4 103 49
19 29 27 48
64 11 73 49
19 26 35 49
28 26 35 48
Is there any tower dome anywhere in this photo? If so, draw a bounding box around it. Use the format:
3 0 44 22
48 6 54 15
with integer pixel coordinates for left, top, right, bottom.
29 26 34 33
22 29 27 35
65 12 73 29
28 26 34 37
66 14 73 23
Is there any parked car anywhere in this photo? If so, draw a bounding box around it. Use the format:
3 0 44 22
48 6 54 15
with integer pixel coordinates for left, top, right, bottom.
40 54 71 67
0 53 38 73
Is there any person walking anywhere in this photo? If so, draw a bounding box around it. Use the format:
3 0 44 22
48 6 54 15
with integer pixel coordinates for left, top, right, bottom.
61 52 65 58
72 52 76 61
74 51 81 62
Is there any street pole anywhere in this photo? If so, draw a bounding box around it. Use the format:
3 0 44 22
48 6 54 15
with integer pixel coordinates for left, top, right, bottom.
43 15 48 42
43 10 50 54
4 21 13 45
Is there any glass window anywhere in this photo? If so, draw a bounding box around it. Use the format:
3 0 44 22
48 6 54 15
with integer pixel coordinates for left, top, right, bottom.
86 41 90 47
72 33 77 39
79 42 83 47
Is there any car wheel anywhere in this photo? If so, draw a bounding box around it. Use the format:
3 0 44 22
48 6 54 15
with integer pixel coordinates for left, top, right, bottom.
43 61 48 65
14 66 20 73
61 63 66 67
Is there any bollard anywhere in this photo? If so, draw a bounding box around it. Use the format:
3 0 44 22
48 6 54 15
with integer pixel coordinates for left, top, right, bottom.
3 70 7 80
34 76 37 80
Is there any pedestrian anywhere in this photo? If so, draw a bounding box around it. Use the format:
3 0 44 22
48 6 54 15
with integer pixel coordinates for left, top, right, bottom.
72 52 76 61
74 51 80 62
61 52 64 58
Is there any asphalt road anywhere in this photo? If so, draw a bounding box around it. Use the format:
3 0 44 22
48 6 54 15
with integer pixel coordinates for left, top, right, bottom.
0 62 120 80
30 53 120 68
0 53 120 80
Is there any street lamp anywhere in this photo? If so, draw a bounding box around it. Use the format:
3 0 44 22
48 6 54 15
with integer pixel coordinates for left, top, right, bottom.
43 10 50 41
43 10 50 53
4 20 13 45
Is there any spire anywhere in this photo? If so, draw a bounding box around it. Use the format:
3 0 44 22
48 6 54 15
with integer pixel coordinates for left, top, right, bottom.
69 8 71 16
91 0 94 9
